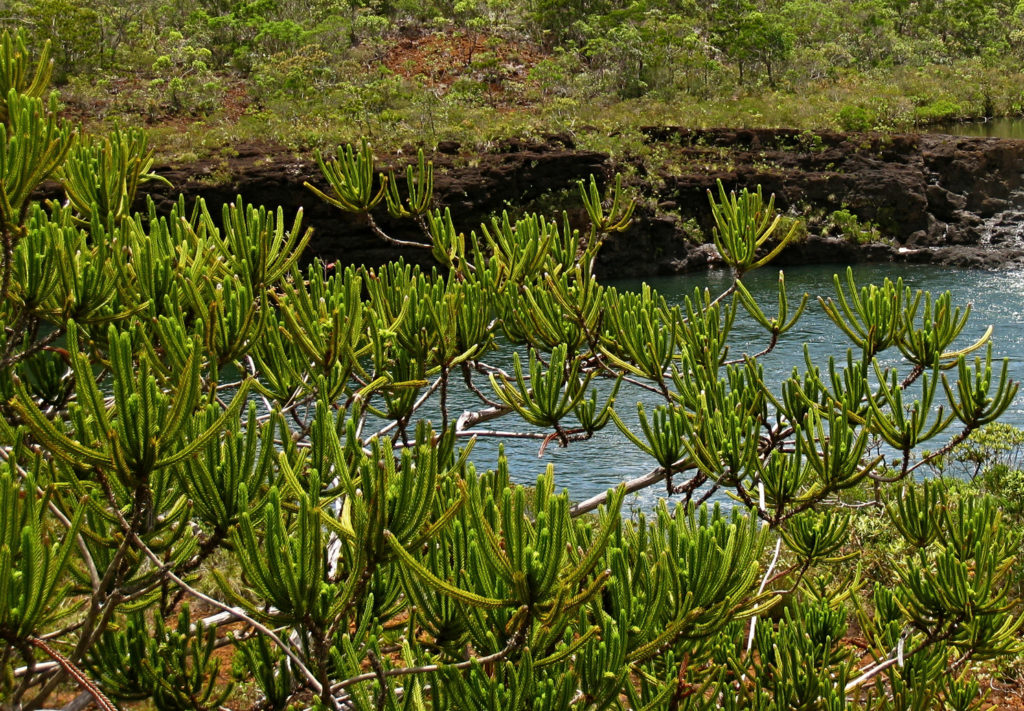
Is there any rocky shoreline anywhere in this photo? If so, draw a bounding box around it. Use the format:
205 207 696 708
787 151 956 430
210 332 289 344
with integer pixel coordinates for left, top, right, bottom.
137 128 1024 279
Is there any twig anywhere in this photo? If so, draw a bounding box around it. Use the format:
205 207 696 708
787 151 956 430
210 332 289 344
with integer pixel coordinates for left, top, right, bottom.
366 213 432 249
460 362 503 408
329 616 527 694
724 330 779 365
27 636 119 711
368 374 444 439
0 327 64 370
13 660 58 678
100 479 324 696
368 649 388 709
904 424 976 476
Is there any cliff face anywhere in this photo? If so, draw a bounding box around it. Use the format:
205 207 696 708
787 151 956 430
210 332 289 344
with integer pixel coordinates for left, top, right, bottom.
136 129 1024 278
628 128 1024 274
144 135 606 273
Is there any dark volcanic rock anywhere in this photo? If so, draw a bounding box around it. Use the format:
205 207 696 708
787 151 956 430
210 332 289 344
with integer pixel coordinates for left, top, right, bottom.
647 129 1024 247
141 139 609 273
52 128 1023 278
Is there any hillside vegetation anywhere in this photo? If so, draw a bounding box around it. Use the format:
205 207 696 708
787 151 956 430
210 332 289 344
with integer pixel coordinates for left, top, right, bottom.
4 0 1024 157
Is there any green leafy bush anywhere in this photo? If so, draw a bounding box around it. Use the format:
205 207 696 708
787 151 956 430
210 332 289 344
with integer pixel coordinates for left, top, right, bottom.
827 207 883 243
837 104 878 131
914 97 964 124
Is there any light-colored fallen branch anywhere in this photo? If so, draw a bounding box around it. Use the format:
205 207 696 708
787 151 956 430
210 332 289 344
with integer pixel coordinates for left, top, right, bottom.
845 655 901 694
13 661 58 678
745 536 783 657
60 690 96 711
570 466 668 517
455 404 514 430
454 429 548 440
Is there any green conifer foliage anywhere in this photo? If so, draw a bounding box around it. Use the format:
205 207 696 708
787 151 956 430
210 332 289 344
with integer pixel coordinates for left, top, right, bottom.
0 30 51 126
1 33 1022 711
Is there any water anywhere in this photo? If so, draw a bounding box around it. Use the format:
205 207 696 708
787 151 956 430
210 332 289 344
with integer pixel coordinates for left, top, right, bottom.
932 117 1024 139
473 264 1024 511
978 189 1024 248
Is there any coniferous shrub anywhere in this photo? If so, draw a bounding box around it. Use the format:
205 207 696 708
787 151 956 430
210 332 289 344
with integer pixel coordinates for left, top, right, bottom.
0 28 1021 711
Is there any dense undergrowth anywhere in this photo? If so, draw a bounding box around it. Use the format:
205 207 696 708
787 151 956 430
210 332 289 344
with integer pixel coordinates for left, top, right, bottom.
3 0 1024 159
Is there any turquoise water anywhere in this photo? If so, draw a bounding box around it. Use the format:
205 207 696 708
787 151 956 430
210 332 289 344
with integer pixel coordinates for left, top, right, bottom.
472 264 1024 511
